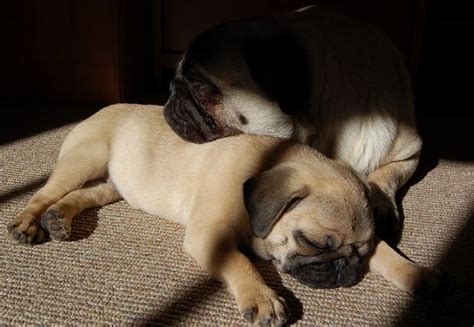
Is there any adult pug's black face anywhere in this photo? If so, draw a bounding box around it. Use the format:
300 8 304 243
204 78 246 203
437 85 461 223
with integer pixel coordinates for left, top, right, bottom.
164 19 310 144
164 67 239 144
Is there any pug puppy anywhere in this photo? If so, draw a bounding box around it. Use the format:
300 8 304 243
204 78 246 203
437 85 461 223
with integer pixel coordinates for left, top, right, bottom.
164 5 422 240
8 104 439 326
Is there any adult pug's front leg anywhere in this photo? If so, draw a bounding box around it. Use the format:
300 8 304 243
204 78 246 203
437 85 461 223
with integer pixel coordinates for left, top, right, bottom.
367 123 422 243
369 239 442 294
184 222 287 326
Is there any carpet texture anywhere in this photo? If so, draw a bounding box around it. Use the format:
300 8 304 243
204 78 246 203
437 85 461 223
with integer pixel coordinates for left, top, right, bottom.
1 118 473 326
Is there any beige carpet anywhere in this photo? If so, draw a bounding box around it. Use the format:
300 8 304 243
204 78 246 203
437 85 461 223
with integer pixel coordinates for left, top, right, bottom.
1 119 473 326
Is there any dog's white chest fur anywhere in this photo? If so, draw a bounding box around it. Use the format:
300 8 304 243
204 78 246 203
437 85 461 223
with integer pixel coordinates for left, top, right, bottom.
316 113 397 176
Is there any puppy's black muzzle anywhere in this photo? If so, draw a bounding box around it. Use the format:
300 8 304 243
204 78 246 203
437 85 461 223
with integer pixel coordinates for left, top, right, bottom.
289 256 364 289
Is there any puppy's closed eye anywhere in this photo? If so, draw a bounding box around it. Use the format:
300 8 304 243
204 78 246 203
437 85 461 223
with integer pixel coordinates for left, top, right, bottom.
269 236 288 247
293 230 332 251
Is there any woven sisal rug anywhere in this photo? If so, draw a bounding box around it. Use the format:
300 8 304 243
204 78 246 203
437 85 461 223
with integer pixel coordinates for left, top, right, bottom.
1 116 473 325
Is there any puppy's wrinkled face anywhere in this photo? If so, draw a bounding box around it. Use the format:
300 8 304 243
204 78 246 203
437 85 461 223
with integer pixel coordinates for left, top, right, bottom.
245 157 374 288
263 193 373 288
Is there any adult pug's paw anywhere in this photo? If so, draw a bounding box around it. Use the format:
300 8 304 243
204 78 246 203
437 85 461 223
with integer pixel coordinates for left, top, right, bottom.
369 184 400 243
7 213 46 245
373 197 399 240
238 286 287 326
402 264 444 296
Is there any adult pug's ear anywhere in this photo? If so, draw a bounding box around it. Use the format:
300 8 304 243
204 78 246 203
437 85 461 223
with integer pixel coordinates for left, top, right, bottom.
243 165 309 238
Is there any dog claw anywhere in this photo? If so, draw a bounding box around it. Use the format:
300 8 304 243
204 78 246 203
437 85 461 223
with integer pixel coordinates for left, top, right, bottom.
243 307 256 322
240 290 287 326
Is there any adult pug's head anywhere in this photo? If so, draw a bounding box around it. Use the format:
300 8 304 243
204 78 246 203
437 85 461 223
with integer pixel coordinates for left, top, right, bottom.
164 19 310 144
244 151 375 288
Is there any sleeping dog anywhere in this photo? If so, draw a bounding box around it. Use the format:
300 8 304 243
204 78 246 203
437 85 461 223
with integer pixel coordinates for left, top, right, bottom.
164 5 422 241
8 104 440 326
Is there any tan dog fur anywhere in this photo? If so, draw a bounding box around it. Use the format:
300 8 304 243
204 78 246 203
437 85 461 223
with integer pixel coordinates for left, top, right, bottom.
7 104 440 325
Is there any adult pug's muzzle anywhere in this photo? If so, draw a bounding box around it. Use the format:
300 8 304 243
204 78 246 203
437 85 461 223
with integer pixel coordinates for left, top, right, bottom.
164 94 216 144
164 79 240 144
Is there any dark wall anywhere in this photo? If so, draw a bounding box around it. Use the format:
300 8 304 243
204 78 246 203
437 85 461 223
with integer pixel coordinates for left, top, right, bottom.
416 1 474 113
414 1 474 161
0 0 152 105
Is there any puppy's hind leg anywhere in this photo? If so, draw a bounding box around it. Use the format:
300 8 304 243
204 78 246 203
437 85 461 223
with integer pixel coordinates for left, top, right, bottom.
7 141 110 244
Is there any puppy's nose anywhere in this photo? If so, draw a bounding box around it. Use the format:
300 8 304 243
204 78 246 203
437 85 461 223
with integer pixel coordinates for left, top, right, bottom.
337 264 360 287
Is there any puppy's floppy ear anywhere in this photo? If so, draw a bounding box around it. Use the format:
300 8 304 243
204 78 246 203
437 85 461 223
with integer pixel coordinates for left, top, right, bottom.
243 165 309 238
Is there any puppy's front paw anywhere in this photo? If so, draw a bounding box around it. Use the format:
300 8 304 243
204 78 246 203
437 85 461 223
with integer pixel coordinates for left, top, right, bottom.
7 213 46 244
238 287 287 326
41 209 71 241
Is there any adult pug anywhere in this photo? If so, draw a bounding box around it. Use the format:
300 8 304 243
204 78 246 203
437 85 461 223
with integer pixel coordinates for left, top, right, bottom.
164 6 421 239
8 105 439 326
